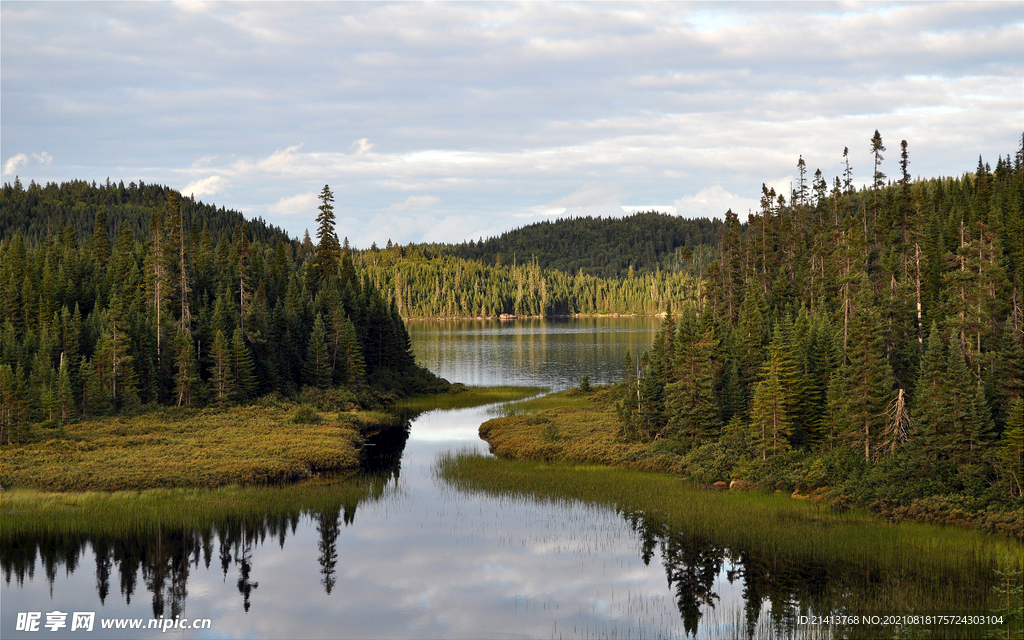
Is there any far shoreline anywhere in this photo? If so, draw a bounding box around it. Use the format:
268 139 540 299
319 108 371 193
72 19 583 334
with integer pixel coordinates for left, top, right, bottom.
402 312 668 321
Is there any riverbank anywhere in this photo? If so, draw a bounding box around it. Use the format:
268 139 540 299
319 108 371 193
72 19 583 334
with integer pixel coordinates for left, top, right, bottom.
0 477 381 537
479 387 1024 539
402 312 664 321
438 450 1024 639
0 386 537 493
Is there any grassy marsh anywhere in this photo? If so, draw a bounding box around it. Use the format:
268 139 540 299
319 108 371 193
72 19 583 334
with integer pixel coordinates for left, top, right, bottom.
0 404 382 491
396 385 544 413
438 451 1024 639
0 477 382 537
480 387 687 472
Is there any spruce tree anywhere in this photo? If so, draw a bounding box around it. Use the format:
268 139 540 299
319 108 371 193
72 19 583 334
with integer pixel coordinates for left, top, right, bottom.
749 329 796 459
838 277 894 462
305 314 331 390
997 397 1023 498
666 326 719 441
172 331 198 407
311 185 341 291
210 329 232 404
230 328 257 400
911 323 948 462
339 317 365 387
57 353 74 422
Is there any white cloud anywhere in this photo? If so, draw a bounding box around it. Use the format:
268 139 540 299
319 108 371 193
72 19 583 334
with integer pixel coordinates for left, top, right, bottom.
621 205 677 215
531 182 624 217
268 191 319 216
3 154 28 176
349 138 373 157
674 185 760 220
182 175 227 197
231 144 306 174
388 195 440 210
2 2 1019 244
32 151 52 165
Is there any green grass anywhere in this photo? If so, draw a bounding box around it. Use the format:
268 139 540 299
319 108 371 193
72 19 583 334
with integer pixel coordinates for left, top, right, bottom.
396 385 545 412
0 476 385 537
438 451 1024 639
0 386 542 493
0 403 395 491
480 387 686 472
486 387 596 416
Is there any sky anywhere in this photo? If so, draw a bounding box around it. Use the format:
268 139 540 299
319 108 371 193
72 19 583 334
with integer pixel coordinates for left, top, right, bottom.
2 2 1022 248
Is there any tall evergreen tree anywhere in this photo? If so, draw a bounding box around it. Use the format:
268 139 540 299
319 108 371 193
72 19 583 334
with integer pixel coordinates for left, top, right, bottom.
310 185 341 291
835 277 894 462
305 314 331 390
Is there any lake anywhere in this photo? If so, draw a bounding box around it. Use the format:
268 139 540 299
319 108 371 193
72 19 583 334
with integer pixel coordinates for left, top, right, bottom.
1 318 1016 639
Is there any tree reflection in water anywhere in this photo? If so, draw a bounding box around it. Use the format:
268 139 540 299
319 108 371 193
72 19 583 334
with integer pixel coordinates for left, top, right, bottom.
622 506 844 639
1 419 411 615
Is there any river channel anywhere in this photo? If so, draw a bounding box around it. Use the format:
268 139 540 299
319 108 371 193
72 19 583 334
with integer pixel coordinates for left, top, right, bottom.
1 318 1013 639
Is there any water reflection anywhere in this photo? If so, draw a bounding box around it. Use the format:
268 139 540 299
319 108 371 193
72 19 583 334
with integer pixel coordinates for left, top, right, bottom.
2 417 414 625
1 319 1004 639
1 473 998 639
407 317 662 389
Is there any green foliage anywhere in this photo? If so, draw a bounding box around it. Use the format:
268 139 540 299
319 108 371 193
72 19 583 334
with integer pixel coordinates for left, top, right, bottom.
602 140 1024 535
0 181 446 428
435 211 721 279
290 404 322 424
439 451 1023 638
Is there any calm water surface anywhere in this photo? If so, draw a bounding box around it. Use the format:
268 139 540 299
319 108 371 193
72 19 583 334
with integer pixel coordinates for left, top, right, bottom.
7 317 732 640
3 318 1005 639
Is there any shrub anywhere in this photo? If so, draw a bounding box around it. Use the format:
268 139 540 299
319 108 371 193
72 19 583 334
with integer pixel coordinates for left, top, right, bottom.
290 405 322 424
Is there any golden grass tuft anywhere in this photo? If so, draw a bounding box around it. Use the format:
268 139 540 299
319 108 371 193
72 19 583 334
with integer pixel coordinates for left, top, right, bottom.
0 404 380 491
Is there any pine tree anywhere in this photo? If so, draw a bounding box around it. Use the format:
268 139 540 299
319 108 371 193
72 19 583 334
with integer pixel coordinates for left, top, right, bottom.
339 317 365 387
172 331 198 407
80 355 108 418
210 329 232 404
0 363 28 443
617 348 640 438
305 314 331 390
911 323 951 462
666 326 719 441
311 185 341 291
93 300 134 408
870 129 886 238
230 328 257 401
997 397 1023 498
57 352 74 422
90 209 111 268
749 350 791 460
838 277 894 462
945 332 991 463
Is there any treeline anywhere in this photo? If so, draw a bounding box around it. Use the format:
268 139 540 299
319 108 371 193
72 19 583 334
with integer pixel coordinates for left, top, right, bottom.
357 244 703 318
0 177 293 247
0 183 443 443
619 135 1024 511
425 211 721 279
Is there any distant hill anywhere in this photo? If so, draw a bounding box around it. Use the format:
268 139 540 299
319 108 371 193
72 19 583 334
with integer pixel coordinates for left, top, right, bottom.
0 177 295 248
428 211 723 278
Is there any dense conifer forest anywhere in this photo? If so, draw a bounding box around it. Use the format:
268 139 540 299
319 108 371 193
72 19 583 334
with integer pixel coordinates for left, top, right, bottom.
356 245 703 318
0 183 444 443
428 212 722 278
2 133 1021 531
614 136 1023 524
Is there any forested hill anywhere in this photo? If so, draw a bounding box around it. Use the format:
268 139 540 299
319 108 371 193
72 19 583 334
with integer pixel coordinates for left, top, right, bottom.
430 212 722 278
0 178 294 248
0 183 444 441
615 138 1024 528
